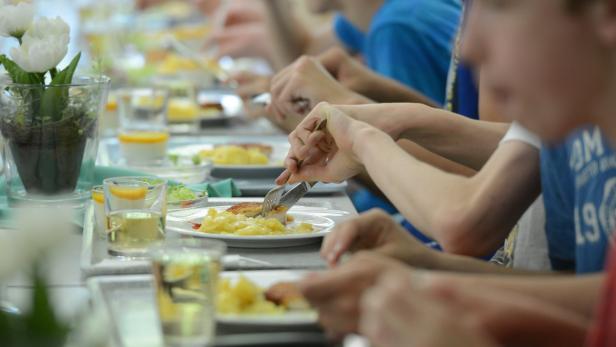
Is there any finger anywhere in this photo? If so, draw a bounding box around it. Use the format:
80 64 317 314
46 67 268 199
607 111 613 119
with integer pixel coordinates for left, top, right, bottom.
275 169 292 185
283 157 299 174
321 221 360 266
296 143 325 164
299 256 375 302
317 47 348 75
270 65 292 100
305 131 326 148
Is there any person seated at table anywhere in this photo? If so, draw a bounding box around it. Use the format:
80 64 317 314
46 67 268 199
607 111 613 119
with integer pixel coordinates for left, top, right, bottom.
265 0 555 269
216 0 461 105
287 0 616 345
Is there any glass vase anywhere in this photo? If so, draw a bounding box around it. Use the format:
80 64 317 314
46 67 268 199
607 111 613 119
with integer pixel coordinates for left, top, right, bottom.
0 76 110 207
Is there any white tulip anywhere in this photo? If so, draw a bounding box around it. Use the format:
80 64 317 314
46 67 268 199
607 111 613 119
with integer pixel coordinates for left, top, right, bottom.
9 16 70 73
0 0 34 39
0 205 73 281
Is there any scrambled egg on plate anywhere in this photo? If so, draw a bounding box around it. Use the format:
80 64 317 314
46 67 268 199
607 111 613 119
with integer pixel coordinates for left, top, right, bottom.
198 208 314 236
198 145 269 165
217 275 283 315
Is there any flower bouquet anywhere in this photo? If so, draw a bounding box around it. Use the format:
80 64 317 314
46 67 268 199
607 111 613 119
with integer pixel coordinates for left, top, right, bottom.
0 0 109 204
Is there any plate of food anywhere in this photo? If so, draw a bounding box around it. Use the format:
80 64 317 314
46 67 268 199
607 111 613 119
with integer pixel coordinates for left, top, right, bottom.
169 142 289 179
166 203 335 248
216 271 317 326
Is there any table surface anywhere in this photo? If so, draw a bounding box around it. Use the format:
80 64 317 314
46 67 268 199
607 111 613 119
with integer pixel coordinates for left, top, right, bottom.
1 192 357 326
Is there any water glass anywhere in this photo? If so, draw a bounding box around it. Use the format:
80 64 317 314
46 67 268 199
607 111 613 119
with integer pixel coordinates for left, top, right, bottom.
149 239 226 347
103 177 167 257
116 88 170 165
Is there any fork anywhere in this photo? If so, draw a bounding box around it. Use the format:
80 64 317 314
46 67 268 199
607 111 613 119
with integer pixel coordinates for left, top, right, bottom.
260 184 286 216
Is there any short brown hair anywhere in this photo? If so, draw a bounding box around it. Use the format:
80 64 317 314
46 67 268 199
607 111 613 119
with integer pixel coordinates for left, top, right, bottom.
566 0 597 11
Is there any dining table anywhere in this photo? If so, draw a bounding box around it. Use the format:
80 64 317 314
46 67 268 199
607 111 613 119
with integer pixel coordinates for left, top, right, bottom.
0 117 362 347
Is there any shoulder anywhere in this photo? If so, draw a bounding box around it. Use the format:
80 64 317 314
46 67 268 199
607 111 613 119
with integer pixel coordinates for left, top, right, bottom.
371 0 462 31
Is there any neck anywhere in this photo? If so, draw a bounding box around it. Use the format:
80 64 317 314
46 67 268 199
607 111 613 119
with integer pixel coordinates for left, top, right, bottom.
597 113 616 146
342 0 385 31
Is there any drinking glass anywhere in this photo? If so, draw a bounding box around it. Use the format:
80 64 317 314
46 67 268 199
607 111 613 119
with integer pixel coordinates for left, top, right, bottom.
116 87 170 165
149 239 226 347
103 177 167 257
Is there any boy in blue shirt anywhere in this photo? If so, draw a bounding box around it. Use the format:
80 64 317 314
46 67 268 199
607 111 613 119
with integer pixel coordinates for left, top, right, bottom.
331 0 461 106
541 126 616 274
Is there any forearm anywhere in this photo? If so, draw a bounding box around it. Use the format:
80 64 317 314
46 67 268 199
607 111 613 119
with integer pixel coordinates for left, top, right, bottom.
397 105 509 170
354 129 478 242
362 73 438 106
419 249 550 275
448 272 604 319
261 0 309 70
343 103 508 170
353 129 539 255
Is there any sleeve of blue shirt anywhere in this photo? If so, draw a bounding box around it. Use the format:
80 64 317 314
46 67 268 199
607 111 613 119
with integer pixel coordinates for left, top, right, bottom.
540 146 577 271
332 14 365 55
364 24 449 106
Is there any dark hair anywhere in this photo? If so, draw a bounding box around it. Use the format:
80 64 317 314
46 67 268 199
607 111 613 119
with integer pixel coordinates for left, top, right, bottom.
566 0 597 11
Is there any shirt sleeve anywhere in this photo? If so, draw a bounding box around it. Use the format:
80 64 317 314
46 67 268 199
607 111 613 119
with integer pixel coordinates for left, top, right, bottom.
364 24 448 106
332 14 365 55
500 122 542 149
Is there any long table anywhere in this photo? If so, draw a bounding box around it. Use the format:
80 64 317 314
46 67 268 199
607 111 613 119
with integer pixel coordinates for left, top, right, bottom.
1 193 357 344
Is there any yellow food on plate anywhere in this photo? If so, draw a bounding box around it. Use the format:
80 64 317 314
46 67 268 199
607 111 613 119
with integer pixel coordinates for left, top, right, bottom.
217 275 284 315
197 208 313 236
167 98 200 122
157 54 200 75
198 145 269 165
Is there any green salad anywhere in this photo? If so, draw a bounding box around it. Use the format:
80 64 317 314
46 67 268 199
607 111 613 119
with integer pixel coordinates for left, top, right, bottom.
167 184 203 202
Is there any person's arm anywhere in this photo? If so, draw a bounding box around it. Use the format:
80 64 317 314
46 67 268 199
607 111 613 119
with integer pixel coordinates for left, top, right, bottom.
282 104 531 256
341 103 508 171
435 271 604 320
354 127 539 255
317 47 438 105
261 0 338 70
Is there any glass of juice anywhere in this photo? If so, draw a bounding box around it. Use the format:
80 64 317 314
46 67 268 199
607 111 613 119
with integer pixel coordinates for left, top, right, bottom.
149 239 226 347
103 177 167 257
117 87 170 165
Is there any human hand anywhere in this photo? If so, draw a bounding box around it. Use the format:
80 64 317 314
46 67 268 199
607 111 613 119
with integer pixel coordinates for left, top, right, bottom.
228 70 271 119
359 271 499 347
317 47 383 98
299 252 410 338
206 1 273 60
320 209 432 267
268 55 366 122
361 272 588 347
274 102 372 185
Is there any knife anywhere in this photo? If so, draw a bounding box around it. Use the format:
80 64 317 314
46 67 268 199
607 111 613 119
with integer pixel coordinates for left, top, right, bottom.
277 181 317 211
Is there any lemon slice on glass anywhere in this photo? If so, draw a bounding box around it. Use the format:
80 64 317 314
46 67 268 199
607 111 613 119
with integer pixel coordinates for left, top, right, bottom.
118 131 169 144
109 186 148 200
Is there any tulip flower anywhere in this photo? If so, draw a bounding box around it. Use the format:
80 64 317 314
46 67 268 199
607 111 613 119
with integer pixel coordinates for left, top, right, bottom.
0 0 34 39
9 16 70 73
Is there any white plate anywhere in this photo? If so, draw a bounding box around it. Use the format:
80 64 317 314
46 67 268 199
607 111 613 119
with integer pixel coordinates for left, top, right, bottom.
169 143 289 179
167 206 335 248
196 90 244 127
217 270 317 326
87 270 319 338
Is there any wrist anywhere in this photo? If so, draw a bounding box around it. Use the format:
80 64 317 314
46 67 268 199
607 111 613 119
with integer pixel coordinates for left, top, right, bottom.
351 125 394 163
330 88 371 106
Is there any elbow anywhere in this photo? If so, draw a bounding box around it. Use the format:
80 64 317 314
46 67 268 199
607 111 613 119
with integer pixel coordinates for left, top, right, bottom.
432 209 502 258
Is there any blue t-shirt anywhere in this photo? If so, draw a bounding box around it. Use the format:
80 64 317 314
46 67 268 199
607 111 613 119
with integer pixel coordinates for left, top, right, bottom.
333 0 461 106
541 126 616 274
